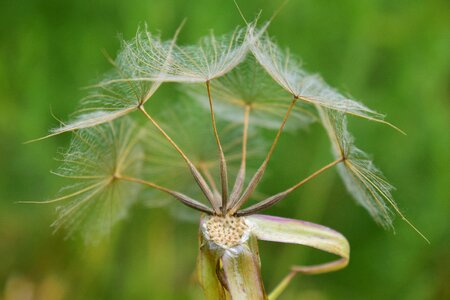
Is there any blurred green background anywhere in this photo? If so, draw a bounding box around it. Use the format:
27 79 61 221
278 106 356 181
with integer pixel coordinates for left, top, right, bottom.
1 0 449 299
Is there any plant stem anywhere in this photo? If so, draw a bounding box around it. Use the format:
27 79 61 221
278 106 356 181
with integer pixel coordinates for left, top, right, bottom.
229 98 297 214
117 175 214 214
228 104 251 208
268 257 349 300
268 270 297 300
206 80 229 214
199 164 221 205
139 106 220 214
237 157 343 216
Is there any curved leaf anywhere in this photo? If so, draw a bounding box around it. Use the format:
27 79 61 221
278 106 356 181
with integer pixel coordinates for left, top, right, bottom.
248 214 349 299
248 214 349 269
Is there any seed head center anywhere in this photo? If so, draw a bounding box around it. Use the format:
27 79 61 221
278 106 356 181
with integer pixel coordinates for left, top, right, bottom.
205 215 248 248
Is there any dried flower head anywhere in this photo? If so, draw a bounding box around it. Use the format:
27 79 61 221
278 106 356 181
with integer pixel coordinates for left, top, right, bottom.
27 16 428 299
204 215 250 248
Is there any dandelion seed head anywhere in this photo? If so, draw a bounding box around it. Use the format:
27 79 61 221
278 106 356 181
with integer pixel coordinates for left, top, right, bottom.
38 17 407 244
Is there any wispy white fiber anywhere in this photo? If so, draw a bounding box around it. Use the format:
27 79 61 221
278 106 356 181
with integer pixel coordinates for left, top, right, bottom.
50 118 143 243
318 107 396 227
126 26 250 83
185 57 316 130
248 28 387 123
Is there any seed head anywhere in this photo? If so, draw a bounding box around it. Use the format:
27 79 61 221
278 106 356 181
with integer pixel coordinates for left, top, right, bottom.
204 215 249 248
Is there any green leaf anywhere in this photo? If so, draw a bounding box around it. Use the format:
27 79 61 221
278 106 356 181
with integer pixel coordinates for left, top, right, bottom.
248 214 349 263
